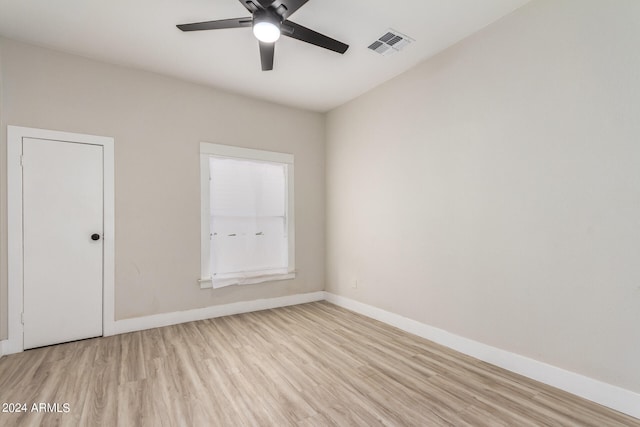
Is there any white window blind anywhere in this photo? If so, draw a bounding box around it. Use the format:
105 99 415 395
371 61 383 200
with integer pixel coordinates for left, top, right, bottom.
199 142 295 289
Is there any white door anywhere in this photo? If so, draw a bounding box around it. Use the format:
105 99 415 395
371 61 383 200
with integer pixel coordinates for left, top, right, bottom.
22 137 104 349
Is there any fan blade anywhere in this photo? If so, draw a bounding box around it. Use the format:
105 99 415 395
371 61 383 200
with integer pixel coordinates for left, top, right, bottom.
277 0 309 19
282 20 349 54
177 18 252 32
259 42 275 71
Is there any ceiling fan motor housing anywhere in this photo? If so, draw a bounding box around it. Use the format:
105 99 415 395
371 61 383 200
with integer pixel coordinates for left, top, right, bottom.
253 9 283 27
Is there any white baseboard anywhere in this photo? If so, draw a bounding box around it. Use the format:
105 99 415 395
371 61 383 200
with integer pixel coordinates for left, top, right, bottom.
324 292 640 420
111 291 325 335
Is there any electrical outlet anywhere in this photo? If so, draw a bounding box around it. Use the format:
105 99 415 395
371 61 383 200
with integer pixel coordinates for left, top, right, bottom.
352 279 358 289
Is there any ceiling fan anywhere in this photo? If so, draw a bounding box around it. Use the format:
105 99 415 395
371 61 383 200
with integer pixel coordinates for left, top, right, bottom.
177 0 349 71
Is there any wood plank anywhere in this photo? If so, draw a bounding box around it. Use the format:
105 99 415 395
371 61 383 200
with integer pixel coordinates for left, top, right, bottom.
0 301 637 426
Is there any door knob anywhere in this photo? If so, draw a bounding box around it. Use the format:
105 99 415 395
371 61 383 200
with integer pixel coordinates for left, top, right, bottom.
91 233 101 241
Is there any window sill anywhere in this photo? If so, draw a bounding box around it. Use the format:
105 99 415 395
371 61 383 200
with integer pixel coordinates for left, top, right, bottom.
199 271 296 289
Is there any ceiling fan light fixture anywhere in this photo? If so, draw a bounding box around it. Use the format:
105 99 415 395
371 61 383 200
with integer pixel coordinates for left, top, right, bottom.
253 16 281 43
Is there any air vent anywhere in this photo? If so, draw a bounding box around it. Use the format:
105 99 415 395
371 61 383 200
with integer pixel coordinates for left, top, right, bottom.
368 29 414 55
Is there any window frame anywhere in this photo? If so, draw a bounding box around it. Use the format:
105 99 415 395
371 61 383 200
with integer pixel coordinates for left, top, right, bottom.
199 142 295 289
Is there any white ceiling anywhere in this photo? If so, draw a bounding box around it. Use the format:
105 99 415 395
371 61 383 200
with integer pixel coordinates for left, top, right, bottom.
0 0 530 112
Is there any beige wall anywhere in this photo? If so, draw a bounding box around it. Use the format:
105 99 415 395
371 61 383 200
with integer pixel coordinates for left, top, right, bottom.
0 38 326 338
326 0 640 393
0 43 5 339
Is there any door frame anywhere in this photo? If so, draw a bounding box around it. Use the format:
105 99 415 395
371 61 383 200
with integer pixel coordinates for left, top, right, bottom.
7 125 115 353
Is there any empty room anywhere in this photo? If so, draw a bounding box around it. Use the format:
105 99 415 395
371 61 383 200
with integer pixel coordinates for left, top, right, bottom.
1 0 639 425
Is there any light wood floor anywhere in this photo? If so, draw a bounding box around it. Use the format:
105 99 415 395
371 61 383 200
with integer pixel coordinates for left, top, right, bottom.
0 302 637 426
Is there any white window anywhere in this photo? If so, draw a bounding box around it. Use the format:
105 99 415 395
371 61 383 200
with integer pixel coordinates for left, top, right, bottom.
199 142 295 288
